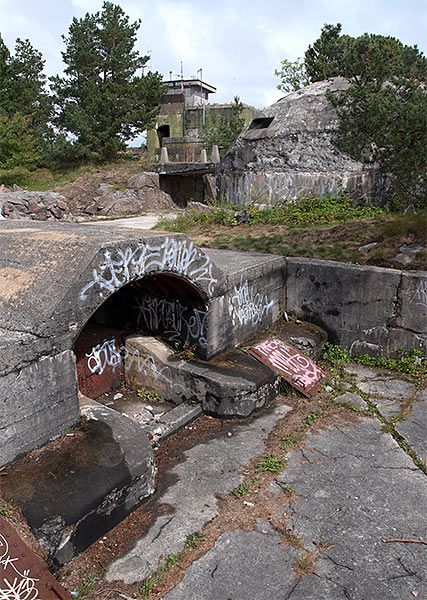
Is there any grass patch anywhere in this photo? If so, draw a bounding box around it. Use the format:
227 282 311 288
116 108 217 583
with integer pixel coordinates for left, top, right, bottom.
232 477 257 497
256 454 286 475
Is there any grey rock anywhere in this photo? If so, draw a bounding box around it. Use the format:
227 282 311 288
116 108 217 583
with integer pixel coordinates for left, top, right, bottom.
3 400 156 565
105 402 292 584
358 242 378 253
391 253 415 267
96 183 114 195
346 364 416 401
396 399 427 466
163 526 300 600
334 391 367 410
0 190 73 221
125 336 278 418
277 418 427 600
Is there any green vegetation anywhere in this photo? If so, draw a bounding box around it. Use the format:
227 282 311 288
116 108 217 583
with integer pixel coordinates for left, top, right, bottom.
157 195 384 232
185 531 206 549
0 2 164 170
281 431 304 452
77 573 99 600
322 342 426 385
275 23 427 205
256 454 286 475
50 2 164 163
232 477 257 497
137 388 164 402
156 199 426 270
306 410 323 426
0 502 12 518
200 96 245 153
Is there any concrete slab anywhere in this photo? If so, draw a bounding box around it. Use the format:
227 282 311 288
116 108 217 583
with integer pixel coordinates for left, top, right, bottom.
276 418 427 600
105 401 292 584
124 336 278 417
345 364 417 419
396 399 427 466
163 524 300 600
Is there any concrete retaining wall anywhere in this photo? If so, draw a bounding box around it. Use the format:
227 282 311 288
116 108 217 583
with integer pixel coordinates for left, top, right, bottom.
285 258 427 356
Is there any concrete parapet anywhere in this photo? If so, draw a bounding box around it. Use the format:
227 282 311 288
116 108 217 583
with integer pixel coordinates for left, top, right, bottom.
285 258 427 356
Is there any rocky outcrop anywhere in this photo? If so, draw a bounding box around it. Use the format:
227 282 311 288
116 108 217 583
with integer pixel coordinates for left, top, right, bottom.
84 172 175 217
217 78 388 205
0 189 73 221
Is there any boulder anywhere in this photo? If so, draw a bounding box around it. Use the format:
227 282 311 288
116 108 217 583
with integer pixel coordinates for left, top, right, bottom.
85 172 175 216
0 190 73 221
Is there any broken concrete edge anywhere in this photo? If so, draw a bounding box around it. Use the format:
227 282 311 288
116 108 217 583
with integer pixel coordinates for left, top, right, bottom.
141 403 203 444
36 398 157 566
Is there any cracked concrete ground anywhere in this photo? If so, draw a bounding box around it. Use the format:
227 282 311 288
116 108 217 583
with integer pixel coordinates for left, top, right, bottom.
96 367 426 599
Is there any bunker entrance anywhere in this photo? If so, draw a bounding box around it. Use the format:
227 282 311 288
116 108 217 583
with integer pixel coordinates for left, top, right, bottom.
73 273 208 399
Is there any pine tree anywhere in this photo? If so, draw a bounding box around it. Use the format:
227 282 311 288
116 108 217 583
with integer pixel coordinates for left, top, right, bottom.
0 34 51 168
50 2 164 162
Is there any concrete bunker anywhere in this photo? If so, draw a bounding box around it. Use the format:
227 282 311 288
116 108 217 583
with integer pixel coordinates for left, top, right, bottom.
74 272 209 399
1 221 425 566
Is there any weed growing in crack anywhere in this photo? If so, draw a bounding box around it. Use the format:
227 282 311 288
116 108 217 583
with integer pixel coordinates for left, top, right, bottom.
164 553 184 570
137 388 164 403
257 454 286 475
77 573 99 600
0 502 12 518
314 540 335 551
232 477 257 497
294 551 317 576
281 485 295 494
305 410 323 426
185 531 205 549
139 573 158 599
281 431 304 452
283 531 304 548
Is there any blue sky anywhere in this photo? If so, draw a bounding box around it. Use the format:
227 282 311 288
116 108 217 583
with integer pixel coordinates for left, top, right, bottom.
1 0 426 109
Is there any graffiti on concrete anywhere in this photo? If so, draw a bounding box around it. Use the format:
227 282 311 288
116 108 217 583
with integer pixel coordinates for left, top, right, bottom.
406 280 427 307
79 238 217 301
124 347 185 394
0 532 39 600
85 337 184 393
86 338 122 375
230 277 273 327
135 296 208 349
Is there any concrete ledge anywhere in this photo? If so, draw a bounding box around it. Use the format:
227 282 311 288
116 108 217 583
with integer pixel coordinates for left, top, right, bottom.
124 336 278 418
2 400 156 566
142 403 203 444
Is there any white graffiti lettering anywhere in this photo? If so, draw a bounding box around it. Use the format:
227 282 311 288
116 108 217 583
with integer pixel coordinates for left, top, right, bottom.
85 337 184 393
86 338 123 375
406 280 427 307
231 278 273 327
123 346 185 394
135 296 208 349
0 534 39 600
79 238 217 301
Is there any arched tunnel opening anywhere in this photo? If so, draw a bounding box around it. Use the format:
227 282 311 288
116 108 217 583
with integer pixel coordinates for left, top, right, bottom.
73 273 208 400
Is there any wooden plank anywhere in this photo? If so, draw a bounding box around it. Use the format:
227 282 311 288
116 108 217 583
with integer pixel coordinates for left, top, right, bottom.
250 337 329 397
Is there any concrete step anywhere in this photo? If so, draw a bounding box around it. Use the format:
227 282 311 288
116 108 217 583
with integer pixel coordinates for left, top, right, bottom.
124 336 279 417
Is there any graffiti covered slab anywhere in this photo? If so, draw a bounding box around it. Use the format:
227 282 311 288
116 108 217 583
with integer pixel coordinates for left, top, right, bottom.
249 337 328 397
0 516 71 600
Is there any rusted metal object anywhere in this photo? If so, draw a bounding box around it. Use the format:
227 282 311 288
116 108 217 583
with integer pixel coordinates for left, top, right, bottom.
0 516 72 600
250 337 329 397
